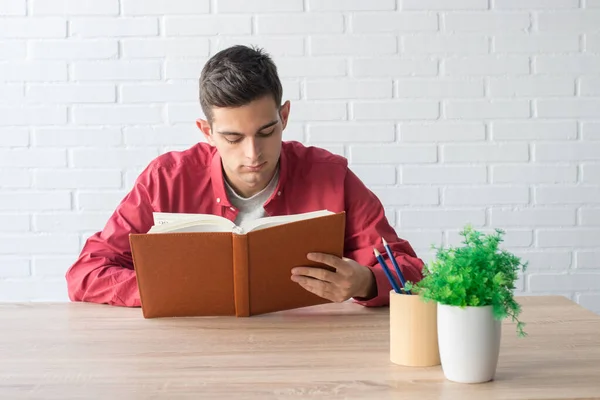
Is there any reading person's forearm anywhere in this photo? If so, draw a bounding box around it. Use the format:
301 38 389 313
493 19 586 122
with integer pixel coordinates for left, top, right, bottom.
67 265 140 307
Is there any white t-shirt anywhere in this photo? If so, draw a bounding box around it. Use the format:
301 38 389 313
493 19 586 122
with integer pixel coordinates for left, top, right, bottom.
224 168 280 230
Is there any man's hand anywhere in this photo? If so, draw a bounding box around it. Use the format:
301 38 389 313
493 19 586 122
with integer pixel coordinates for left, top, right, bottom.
291 252 376 303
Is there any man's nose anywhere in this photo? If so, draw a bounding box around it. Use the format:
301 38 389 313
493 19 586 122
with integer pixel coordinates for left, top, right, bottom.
245 137 261 160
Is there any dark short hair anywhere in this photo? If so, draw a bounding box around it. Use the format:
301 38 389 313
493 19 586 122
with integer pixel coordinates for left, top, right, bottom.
199 45 283 122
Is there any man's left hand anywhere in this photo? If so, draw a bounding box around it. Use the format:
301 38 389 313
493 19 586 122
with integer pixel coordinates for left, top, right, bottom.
291 253 376 302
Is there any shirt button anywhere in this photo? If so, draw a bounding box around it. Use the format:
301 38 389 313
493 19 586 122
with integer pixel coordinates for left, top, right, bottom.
277 191 281 196
216 198 221 203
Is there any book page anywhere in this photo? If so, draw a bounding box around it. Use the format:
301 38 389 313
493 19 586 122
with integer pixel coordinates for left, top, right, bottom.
148 210 334 234
153 212 231 226
148 212 236 234
245 210 333 232
149 223 234 233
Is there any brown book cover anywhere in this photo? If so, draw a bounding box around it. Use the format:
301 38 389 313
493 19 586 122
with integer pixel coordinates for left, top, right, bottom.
129 211 345 318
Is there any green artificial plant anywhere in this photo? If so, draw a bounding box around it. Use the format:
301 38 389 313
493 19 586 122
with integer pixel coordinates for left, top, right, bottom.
405 225 528 337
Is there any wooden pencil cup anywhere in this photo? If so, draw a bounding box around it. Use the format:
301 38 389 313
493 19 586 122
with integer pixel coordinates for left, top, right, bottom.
390 290 441 367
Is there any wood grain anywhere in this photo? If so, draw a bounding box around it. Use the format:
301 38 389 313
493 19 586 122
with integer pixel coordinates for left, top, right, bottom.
1 296 599 399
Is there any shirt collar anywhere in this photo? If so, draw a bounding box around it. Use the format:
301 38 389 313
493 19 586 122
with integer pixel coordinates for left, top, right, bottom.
210 147 232 208
210 142 289 209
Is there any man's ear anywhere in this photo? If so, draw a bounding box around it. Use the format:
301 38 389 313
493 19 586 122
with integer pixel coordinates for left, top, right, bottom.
196 118 214 145
279 100 291 130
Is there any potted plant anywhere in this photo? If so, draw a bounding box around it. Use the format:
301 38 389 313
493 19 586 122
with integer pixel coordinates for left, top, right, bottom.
405 225 527 384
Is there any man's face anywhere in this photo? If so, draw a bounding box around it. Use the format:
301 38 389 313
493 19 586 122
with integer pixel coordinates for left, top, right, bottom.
197 95 290 198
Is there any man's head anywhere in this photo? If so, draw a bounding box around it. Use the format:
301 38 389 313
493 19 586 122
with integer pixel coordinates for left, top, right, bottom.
196 45 290 198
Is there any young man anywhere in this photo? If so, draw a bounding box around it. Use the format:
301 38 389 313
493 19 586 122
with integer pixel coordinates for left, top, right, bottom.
66 45 423 308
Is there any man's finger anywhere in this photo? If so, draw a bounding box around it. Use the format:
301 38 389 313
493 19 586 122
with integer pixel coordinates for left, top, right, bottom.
291 266 337 282
292 276 333 300
306 252 347 271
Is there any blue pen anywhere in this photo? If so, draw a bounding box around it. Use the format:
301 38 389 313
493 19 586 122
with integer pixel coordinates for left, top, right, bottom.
373 248 401 294
382 237 412 295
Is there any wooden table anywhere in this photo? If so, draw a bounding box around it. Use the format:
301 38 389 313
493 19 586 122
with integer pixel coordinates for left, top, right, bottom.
1 296 599 399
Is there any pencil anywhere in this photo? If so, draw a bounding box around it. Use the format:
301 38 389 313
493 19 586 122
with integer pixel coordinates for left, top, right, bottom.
382 238 411 295
373 248 401 294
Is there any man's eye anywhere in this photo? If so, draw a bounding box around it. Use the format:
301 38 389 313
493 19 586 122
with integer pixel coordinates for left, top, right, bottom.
225 137 242 144
259 129 275 137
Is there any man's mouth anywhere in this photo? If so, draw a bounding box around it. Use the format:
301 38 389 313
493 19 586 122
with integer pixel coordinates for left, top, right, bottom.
244 162 266 171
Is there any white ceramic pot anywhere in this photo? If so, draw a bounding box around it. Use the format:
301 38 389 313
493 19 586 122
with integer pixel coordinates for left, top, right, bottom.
437 303 501 384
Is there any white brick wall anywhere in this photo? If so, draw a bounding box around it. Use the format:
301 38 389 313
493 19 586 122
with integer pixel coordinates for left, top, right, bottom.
353 13 438 33
0 0 26 15
121 38 209 58
29 40 119 60
217 0 303 13
0 1 599 314
0 61 67 81
31 0 120 16
121 0 210 15
72 60 162 81
165 16 252 35
0 18 66 38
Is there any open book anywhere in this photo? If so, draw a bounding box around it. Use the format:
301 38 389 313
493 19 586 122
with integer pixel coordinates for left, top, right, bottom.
129 210 346 319
148 209 334 234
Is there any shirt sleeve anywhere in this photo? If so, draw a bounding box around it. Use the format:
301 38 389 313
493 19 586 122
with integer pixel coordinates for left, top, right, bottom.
342 168 424 307
65 168 156 307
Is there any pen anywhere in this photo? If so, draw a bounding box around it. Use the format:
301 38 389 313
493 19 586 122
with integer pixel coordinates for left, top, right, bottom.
382 238 411 295
373 248 401 294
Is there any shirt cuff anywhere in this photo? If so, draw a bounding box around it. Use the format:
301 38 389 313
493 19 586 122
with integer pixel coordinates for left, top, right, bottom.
352 264 391 307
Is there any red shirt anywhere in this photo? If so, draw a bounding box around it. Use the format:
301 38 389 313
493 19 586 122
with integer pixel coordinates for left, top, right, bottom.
66 141 424 308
